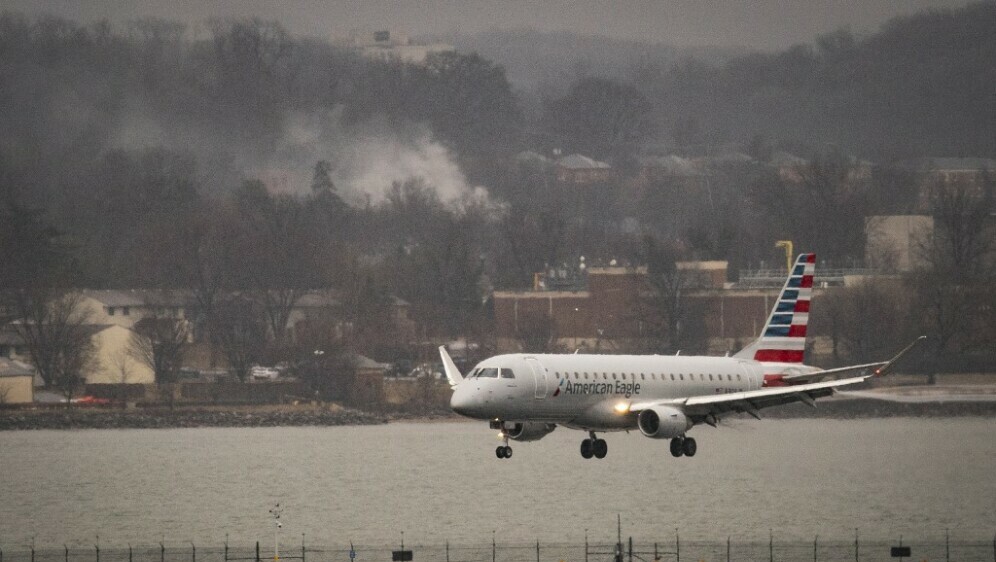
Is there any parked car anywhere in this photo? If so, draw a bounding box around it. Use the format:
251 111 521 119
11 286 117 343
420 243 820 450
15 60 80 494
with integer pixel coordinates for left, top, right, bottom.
250 365 280 380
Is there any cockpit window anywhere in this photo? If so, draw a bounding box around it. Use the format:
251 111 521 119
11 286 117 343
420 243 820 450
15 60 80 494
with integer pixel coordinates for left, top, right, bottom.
500 368 515 379
478 368 499 378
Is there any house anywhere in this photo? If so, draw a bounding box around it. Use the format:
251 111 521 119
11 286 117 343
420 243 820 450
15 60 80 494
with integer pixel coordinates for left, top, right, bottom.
555 154 612 184
78 290 190 330
0 358 35 404
84 325 155 385
342 30 455 65
865 215 934 272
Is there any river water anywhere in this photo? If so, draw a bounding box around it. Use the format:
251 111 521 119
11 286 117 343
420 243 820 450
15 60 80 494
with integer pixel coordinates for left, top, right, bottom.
0 419 993 548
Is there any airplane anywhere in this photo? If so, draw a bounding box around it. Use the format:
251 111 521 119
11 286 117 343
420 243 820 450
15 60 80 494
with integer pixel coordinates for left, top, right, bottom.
439 253 924 459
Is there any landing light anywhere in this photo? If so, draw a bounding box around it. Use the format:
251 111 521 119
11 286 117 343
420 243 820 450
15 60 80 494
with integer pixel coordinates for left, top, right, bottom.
614 402 631 413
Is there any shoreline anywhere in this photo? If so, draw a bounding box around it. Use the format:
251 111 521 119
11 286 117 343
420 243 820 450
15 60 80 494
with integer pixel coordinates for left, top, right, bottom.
1 397 994 431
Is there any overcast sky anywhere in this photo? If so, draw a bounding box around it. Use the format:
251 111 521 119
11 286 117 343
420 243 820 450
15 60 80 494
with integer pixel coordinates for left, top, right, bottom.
3 0 984 50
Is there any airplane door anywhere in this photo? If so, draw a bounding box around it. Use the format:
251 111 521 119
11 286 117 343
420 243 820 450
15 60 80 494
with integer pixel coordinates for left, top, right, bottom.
525 357 547 399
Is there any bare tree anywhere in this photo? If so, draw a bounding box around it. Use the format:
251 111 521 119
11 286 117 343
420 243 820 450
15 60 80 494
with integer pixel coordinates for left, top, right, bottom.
634 236 709 354
213 295 268 382
11 290 96 402
128 297 190 386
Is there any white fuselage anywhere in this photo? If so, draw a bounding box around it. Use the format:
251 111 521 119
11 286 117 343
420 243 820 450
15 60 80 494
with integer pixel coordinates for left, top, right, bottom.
450 353 806 431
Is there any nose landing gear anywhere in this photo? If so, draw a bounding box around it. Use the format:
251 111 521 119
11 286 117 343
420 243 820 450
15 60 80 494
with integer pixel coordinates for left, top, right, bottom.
669 436 697 458
496 429 513 459
580 431 608 459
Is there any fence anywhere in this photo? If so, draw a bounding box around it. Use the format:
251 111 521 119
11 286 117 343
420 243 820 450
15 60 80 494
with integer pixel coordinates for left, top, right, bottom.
1 537 994 562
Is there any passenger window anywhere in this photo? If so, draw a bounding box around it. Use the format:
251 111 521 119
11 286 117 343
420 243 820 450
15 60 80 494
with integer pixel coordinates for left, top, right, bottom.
708 374 713 381
612 373 617 380
670 374 675 381
679 374 684 381
727 374 732 381
640 373 645 380
500 369 515 379
584 372 589 379
737 374 742 381
602 373 607 380
555 372 560 379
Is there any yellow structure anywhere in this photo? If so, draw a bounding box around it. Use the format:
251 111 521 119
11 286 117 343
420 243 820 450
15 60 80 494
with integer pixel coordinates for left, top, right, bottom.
87 325 155 384
775 240 794 273
0 358 35 404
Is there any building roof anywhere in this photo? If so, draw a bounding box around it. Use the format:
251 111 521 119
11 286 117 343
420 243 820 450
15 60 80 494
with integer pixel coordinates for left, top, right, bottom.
926 157 996 172
770 151 807 167
80 289 190 308
0 358 35 377
556 154 611 170
638 155 700 176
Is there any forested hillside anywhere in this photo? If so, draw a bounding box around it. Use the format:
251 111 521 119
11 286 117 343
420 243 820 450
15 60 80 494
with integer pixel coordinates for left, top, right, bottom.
1 5 993 366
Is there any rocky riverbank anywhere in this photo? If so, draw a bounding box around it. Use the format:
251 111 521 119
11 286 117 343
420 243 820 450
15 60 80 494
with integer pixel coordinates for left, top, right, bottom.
0 406 389 430
1 395 993 431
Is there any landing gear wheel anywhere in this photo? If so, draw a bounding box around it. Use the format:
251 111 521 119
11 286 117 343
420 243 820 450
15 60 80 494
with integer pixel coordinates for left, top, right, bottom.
682 437 697 457
580 439 594 459
503 446 513 458
670 437 684 457
496 445 506 458
593 439 608 459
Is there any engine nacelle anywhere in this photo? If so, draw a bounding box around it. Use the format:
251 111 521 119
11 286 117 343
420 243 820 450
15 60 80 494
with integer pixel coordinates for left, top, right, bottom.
637 406 692 439
505 422 556 442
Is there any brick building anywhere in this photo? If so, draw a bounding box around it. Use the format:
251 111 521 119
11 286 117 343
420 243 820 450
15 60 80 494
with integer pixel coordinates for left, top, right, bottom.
493 264 796 354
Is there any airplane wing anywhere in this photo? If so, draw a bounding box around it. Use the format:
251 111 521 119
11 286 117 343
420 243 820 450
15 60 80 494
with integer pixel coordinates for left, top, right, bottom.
630 336 925 421
780 335 926 383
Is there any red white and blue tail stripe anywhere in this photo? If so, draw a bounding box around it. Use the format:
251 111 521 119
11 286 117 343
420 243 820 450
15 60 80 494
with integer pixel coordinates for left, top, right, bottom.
734 253 814 365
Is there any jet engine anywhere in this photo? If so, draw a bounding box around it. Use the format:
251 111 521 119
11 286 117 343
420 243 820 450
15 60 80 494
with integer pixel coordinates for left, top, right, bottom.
504 422 556 442
637 406 692 439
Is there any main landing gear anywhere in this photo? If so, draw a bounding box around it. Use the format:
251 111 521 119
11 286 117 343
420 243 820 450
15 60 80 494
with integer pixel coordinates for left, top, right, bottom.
580 431 608 459
669 436 697 458
495 445 513 458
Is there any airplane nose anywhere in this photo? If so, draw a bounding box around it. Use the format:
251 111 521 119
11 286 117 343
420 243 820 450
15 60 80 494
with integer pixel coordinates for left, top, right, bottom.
450 386 473 416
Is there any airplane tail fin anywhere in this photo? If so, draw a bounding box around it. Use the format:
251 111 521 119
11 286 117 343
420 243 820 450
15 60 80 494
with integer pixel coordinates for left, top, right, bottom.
438 346 464 388
734 253 814 364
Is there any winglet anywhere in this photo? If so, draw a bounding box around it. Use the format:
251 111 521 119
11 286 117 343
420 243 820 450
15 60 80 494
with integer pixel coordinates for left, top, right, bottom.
873 335 927 377
438 346 464 388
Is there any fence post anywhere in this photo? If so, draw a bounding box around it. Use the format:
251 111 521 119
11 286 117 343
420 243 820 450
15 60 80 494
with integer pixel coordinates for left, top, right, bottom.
492 533 496 562
675 529 680 562
446 542 449 562
537 539 540 562
945 528 949 562
65 545 69 562
301 534 305 562
161 543 165 562
585 531 589 562
726 537 730 562
813 535 818 562
129 545 133 562
768 529 775 562
628 537 633 562
854 529 859 562
256 541 260 562
31 545 35 562
192 543 196 562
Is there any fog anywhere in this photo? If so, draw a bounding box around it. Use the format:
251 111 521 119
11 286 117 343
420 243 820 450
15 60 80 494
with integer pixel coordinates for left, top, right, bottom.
6 0 982 49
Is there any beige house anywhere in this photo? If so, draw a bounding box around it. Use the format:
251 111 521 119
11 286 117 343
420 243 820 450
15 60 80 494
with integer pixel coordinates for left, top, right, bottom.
78 290 189 330
85 325 155 385
0 358 35 404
